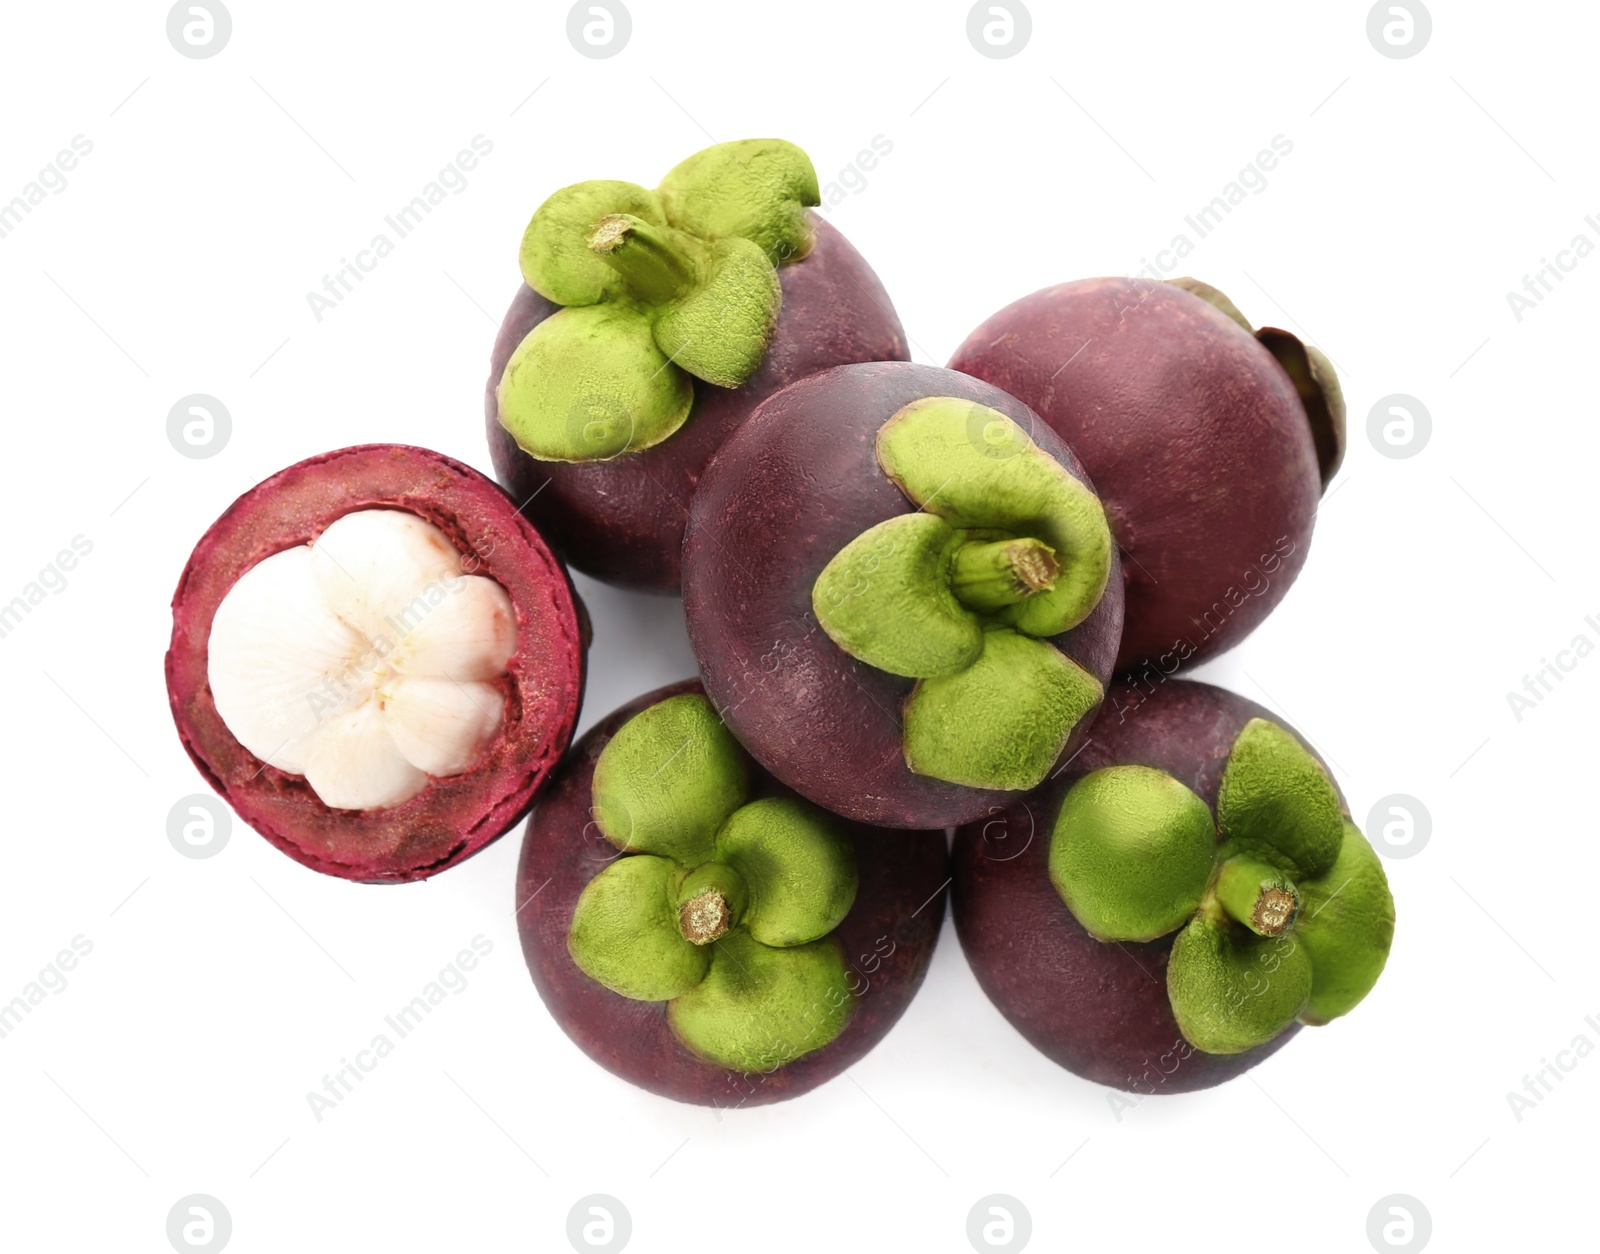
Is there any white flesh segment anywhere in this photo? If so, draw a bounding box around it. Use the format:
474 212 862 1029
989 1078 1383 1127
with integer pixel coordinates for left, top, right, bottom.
206 510 515 810
384 677 506 776
396 576 517 681
309 509 463 643
207 546 369 775
300 701 428 811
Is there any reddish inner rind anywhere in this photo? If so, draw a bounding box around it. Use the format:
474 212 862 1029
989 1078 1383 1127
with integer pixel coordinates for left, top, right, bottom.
952 679 1343 1095
516 680 949 1108
166 444 586 883
948 277 1321 673
485 216 909 592
682 361 1125 831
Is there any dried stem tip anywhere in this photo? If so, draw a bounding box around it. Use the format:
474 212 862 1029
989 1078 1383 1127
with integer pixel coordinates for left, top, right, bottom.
1215 855 1301 938
678 889 732 945
1253 886 1298 936
950 537 1061 612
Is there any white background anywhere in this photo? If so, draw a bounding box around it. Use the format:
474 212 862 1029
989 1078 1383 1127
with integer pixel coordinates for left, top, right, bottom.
0 1 1591 1250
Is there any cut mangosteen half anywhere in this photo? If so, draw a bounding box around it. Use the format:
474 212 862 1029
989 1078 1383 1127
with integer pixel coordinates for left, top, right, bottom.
948 276 1344 673
166 444 586 882
517 681 948 1107
953 679 1393 1094
485 138 908 591
682 361 1124 830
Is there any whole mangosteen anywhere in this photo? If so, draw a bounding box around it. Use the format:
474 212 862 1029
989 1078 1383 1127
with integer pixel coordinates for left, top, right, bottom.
682 361 1125 830
516 681 947 1107
948 276 1344 673
952 678 1393 1095
486 139 908 592
166 444 586 882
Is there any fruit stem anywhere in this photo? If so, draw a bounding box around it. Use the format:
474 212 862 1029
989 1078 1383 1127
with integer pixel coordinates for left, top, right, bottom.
673 862 747 945
949 537 1060 612
589 214 696 304
1215 855 1300 937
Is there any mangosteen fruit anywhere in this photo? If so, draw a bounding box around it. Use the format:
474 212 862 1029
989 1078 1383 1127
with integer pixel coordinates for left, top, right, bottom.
953 679 1393 1094
486 138 908 592
166 444 586 882
516 681 947 1106
948 276 1344 673
681 361 1124 829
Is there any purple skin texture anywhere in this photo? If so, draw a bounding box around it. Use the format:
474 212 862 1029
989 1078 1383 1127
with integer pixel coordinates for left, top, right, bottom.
949 277 1322 673
166 445 587 883
952 678 1351 1094
681 361 1125 831
516 681 949 1108
486 216 908 592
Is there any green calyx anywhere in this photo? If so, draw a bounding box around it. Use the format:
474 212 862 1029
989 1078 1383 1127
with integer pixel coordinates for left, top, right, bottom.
1048 765 1216 942
1294 820 1395 1024
667 929 852 1075
1047 717 1396 1054
566 854 711 1000
496 304 694 462
499 140 816 464
1166 277 1346 490
569 694 860 1072
1214 718 1343 881
903 627 1103 791
812 398 1113 792
1257 327 1346 490
1168 915 1314 1056
591 691 749 863
658 140 820 262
